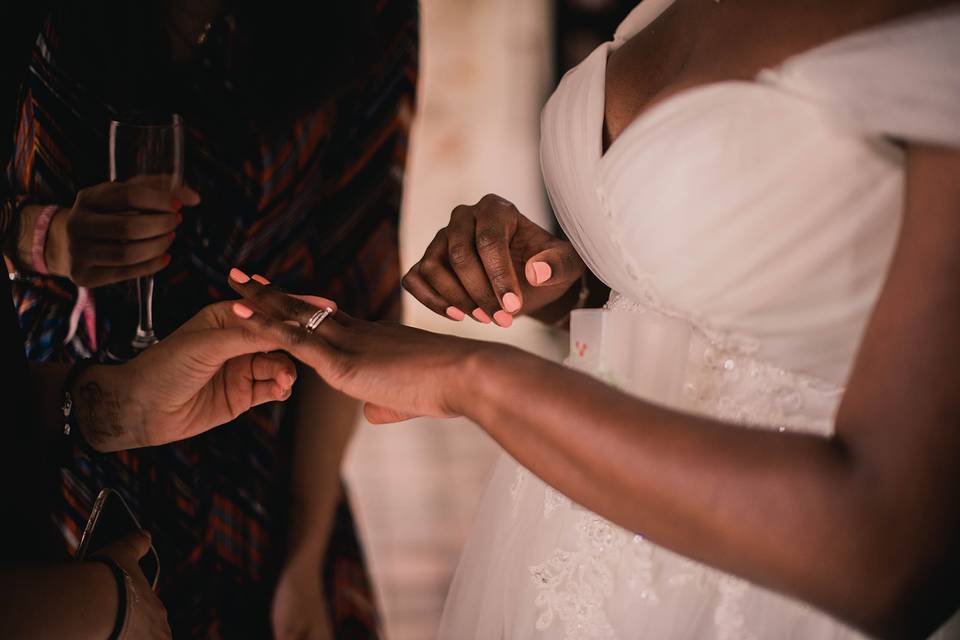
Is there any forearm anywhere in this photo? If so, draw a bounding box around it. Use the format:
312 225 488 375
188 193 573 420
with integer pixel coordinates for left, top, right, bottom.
0 563 118 639
459 344 888 630
286 369 359 564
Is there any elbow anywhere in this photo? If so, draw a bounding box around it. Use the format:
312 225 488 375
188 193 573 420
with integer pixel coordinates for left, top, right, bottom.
848 570 957 640
829 523 959 639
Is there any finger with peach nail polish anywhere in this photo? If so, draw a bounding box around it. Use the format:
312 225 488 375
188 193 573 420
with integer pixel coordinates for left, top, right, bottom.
472 308 492 324
252 274 271 285
501 292 521 313
493 310 514 328
229 268 250 283
446 306 466 321
232 303 253 318
526 261 552 285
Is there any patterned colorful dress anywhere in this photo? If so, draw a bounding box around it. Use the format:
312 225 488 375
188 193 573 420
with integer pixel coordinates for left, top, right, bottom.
4 2 418 637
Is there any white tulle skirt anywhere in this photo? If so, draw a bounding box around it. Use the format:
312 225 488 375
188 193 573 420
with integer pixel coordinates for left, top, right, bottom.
438 304 960 639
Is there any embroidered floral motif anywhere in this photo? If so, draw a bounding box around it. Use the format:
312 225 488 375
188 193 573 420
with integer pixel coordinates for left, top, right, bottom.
523 291 845 639
529 512 623 639
715 577 758 640
544 486 571 518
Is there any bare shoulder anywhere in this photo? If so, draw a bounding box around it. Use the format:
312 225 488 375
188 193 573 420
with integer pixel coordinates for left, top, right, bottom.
604 0 954 147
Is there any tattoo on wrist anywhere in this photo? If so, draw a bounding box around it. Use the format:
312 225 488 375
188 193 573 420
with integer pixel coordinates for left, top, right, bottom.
76 381 125 446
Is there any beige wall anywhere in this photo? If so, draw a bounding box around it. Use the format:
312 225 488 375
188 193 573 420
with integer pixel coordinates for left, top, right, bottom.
343 1 564 638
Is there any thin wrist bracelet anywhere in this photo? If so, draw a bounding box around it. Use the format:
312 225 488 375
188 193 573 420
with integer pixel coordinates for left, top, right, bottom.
62 358 101 449
87 556 129 640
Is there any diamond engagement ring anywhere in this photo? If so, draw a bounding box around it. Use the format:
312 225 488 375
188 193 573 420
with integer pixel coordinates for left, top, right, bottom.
304 307 334 333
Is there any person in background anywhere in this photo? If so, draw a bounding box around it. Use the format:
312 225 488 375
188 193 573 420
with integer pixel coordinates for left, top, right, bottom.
1 1 418 637
0 242 298 639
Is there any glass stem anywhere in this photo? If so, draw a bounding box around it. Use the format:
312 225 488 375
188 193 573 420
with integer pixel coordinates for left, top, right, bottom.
136 275 156 340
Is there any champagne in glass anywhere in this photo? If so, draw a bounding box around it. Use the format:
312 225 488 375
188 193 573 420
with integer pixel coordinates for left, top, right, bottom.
108 113 183 351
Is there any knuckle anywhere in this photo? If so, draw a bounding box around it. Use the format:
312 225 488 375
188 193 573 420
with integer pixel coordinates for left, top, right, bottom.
240 325 260 344
488 266 512 288
475 228 503 252
280 297 305 319
285 328 307 347
418 257 442 278
450 204 472 221
447 242 473 267
401 270 416 291
480 193 515 213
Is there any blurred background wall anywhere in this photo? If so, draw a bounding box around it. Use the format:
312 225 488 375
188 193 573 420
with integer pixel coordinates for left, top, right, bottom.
343 1 636 638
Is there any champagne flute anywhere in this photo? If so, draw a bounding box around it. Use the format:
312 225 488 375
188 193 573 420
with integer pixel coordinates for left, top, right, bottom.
108 113 183 351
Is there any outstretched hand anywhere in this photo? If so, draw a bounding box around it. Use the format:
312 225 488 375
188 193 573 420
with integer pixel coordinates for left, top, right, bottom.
76 300 298 451
227 269 486 424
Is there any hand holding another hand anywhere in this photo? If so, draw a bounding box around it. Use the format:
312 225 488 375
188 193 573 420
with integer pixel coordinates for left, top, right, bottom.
75 300 298 452
228 269 485 424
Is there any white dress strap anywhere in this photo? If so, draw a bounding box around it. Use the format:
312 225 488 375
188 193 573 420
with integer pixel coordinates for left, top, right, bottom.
613 0 677 45
762 4 960 148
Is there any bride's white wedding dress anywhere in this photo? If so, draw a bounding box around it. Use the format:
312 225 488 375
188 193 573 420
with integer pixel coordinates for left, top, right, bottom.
439 2 960 638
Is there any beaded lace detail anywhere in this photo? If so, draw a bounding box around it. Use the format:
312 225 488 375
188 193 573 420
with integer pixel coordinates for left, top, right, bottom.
517 291 844 640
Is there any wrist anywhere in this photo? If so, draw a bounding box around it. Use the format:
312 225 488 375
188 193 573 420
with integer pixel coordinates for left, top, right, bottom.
451 341 512 419
86 558 129 640
73 363 144 452
44 206 69 278
84 560 125 640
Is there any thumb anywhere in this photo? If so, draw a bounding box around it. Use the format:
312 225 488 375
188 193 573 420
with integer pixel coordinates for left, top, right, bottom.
120 528 153 558
175 324 289 369
524 243 584 287
364 403 419 424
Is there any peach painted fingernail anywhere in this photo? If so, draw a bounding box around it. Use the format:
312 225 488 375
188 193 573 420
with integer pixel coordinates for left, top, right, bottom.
493 310 514 328
502 292 521 313
252 274 271 285
529 261 552 285
446 306 466 321
232 303 253 318
229 268 250 283
472 308 492 324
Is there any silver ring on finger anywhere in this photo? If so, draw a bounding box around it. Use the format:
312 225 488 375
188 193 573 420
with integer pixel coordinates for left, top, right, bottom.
304 307 334 333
